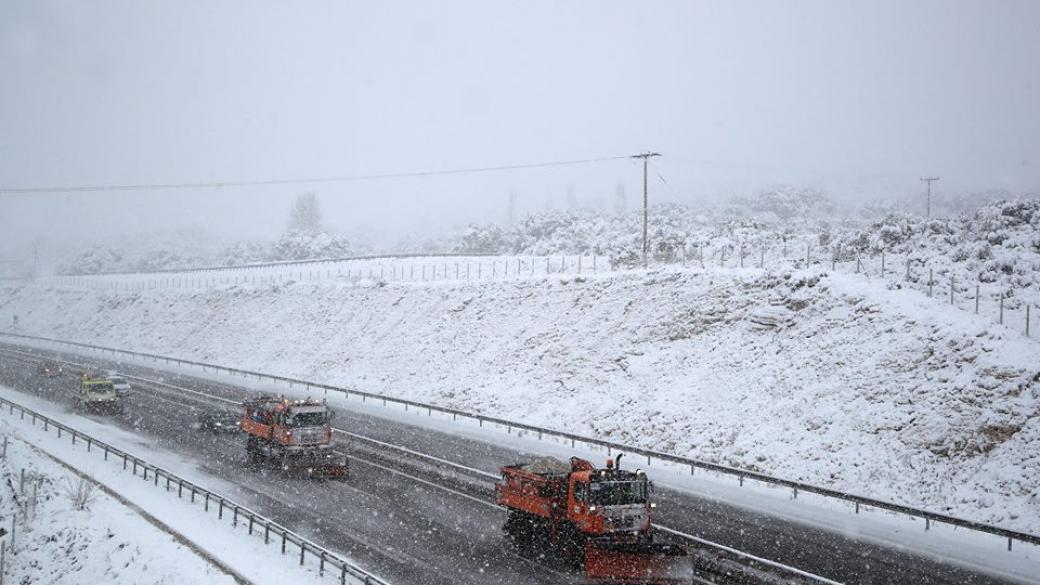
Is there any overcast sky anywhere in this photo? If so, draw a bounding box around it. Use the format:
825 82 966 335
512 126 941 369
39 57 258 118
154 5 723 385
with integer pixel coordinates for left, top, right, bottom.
1 0 1038 247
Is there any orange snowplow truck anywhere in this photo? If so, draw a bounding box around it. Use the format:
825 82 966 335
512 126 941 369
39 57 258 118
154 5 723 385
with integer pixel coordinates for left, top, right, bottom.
240 396 347 479
497 455 692 584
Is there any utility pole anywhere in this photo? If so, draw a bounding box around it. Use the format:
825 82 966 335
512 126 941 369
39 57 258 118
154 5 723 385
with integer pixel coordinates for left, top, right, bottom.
632 151 661 266
920 176 940 218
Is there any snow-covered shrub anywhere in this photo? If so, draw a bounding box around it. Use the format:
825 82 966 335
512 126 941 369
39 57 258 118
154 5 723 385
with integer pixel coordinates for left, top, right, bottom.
267 231 355 261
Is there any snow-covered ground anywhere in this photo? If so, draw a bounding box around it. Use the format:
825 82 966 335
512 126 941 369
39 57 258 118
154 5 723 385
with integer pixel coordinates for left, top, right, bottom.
0 417 239 585
0 385 353 585
2 260 1038 535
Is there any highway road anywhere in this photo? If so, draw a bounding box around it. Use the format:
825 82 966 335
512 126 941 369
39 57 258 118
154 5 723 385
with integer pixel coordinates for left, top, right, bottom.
0 342 1026 585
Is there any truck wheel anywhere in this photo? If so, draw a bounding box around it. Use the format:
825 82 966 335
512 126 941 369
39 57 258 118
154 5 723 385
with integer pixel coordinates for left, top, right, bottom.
559 524 587 568
246 437 261 466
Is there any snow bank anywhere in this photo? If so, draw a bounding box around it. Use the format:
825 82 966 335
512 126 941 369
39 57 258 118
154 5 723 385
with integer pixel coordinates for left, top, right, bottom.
1 264 1038 534
0 419 238 585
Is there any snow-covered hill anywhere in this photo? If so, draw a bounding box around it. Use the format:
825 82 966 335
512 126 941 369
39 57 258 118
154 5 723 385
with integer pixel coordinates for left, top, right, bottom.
2 263 1038 534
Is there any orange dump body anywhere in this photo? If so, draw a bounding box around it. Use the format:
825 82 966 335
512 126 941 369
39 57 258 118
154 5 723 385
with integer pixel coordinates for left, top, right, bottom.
496 464 569 519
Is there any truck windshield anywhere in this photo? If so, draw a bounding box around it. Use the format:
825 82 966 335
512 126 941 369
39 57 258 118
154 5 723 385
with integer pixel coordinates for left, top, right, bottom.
288 411 328 427
589 480 648 506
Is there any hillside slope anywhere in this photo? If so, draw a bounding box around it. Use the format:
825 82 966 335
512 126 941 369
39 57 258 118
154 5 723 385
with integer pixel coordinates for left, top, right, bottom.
1 267 1038 533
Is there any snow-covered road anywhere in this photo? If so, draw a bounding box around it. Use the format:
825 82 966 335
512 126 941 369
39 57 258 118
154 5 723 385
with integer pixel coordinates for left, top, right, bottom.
0 343 1034 584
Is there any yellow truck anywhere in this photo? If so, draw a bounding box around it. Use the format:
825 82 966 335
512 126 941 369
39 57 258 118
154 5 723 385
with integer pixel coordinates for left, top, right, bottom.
79 374 123 414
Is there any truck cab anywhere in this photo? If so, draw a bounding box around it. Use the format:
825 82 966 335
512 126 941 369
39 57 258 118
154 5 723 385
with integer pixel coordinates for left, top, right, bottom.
566 458 653 538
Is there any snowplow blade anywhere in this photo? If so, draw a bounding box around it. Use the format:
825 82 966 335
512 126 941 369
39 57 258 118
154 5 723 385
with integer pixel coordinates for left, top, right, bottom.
585 541 693 584
285 463 348 480
283 454 348 480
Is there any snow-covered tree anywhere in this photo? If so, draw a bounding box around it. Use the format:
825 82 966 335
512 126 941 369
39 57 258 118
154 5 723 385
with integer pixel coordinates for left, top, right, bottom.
287 192 323 234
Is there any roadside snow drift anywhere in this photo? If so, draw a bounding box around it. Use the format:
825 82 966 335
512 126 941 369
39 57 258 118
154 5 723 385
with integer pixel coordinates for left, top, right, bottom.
1 266 1038 533
0 422 237 585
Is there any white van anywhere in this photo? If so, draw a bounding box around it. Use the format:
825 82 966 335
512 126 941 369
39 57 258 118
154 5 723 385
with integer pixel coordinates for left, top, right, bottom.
106 373 132 399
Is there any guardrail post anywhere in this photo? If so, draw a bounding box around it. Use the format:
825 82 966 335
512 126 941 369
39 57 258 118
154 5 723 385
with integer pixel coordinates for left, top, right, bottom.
205 493 210 512
739 476 744 486
265 523 270 544
132 459 137 475
855 501 859 514
320 552 326 575
86 438 91 452
123 454 127 470
282 532 287 554
792 486 798 499
71 433 75 445
143 467 147 481
300 542 305 565
191 487 196 503
341 566 347 585
178 480 183 498
219 499 223 519
233 506 238 527
1008 537 1013 551
57 427 61 439
925 517 930 531
249 514 254 535
104 445 108 460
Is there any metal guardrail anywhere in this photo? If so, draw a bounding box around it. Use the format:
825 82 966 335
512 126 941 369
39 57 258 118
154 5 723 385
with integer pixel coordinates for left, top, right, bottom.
0 392 390 585
2 331 1038 553
0 347 841 585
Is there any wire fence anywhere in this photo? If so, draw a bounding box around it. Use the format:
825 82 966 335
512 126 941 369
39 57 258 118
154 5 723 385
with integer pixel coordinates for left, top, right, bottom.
0 331 1037 555
33 254 607 291
0 392 390 585
15 239 1035 338
674 240 1037 338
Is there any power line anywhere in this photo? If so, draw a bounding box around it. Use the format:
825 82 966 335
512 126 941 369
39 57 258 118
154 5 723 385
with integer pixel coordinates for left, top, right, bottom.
649 162 680 197
664 154 915 183
0 154 633 196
